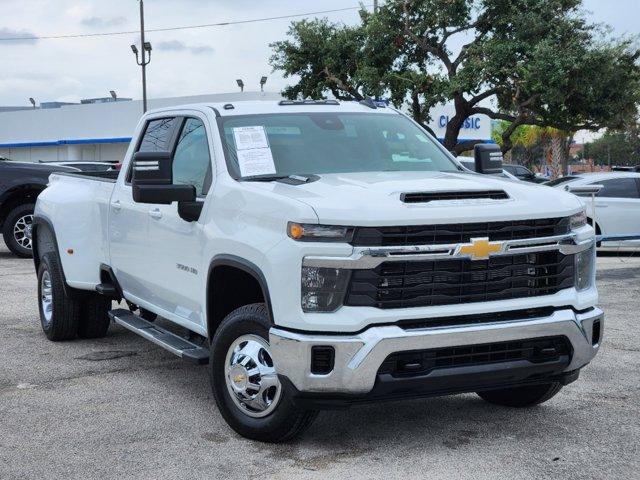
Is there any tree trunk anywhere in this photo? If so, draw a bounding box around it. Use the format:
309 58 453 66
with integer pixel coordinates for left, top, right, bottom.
550 134 565 180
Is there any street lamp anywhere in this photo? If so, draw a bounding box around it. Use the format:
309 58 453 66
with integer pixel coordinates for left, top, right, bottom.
130 0 152 113
28 98 36 109
236 79 244 92
110 90 117 101
260 76 268 92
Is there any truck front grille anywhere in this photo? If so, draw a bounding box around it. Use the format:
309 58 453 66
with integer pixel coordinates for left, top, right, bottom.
345 251 575 309
378 336 572 377
350 217 570 247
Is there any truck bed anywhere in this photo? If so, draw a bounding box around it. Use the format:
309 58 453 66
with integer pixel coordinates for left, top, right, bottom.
53 170 119 182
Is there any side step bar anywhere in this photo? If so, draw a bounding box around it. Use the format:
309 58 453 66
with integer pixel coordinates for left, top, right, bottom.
109 309 209 365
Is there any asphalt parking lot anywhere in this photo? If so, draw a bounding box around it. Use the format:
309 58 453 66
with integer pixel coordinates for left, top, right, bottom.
1 242 638 480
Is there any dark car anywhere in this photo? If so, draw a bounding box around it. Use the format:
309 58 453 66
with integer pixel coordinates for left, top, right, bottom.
503 164 549 183
0 159 78 257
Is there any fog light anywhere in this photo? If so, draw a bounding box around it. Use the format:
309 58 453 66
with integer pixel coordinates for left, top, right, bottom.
301 267 350 312
575 244 595 291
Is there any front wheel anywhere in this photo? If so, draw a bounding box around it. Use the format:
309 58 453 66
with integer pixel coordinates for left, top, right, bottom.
477 382 563 407
3 203 35 257
210 303 317 442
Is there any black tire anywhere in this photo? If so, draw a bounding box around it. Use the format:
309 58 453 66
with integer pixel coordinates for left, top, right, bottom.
37 252 81 341
77 295 112 339
210 303 318 442
477 382 563 408
2 203 35 258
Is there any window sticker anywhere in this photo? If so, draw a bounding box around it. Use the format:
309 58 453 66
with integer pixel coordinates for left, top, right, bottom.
233 126 269 151
237 148 276 177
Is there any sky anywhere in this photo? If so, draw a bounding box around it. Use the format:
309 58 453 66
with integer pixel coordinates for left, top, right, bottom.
0 0 639 108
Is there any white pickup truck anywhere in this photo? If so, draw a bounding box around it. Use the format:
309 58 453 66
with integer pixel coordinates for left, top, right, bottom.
33 100 603 442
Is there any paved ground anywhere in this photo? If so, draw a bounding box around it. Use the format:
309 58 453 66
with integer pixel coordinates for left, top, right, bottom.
0 242 638 480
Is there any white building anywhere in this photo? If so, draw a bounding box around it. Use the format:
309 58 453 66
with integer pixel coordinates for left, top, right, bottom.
0 92 283 163
0 94 492 163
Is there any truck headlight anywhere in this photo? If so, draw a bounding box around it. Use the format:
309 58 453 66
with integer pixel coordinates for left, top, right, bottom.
288 222 354 242
575 244 595 291
570 210 587 230
301 267 351 312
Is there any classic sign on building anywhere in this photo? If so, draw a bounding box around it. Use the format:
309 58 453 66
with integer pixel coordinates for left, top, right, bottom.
427 104 492 144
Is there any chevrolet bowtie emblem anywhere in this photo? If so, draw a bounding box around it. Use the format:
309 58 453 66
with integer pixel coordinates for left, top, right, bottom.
458 237 504 260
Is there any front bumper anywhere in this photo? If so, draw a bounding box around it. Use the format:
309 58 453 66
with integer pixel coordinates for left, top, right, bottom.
269 307 603 395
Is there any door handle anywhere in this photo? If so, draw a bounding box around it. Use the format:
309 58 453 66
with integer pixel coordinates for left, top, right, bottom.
148 208 163 219
111 200 122 212
594 203 608 208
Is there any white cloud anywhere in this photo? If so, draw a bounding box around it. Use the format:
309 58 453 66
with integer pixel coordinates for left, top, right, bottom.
0 27 38 45
156 40 214 55
81 16 127 28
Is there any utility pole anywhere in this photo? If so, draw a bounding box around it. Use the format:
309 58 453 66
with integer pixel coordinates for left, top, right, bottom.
130 0 152 113
374 0 379 13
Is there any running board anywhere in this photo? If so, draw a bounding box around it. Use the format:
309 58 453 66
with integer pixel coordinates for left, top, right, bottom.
108 309 209 365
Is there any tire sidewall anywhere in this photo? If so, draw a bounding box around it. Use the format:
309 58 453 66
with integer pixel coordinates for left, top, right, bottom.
3 203 35 258
210 305 307 440
37 255 56 338
37 252 79 340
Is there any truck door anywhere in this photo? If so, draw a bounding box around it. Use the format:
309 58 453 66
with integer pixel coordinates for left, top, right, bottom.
139 115 213 332
109 116 182 311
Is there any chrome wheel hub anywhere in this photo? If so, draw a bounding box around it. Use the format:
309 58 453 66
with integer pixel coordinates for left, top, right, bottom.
40 270 53 326
224 334 282 418
14 214 34 250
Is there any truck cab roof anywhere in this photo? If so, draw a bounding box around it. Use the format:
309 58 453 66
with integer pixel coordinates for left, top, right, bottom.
144 99 398 118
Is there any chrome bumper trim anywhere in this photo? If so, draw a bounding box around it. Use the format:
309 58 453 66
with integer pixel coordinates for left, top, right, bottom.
303 233 593 269
269 307 603 394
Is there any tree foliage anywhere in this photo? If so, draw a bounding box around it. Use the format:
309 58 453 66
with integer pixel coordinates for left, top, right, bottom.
270 0 640 154
583 121 640 166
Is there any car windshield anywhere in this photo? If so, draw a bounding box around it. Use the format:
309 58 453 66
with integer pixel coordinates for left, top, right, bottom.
218 112 461 178
545 176 580 187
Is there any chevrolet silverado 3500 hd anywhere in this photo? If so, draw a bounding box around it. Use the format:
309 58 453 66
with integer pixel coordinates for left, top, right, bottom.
32 100 603 442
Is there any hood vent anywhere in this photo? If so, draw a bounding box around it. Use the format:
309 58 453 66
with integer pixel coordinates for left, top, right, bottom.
401 190 509 204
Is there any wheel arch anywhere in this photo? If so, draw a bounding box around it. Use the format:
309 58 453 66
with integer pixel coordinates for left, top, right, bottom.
32 216 87 299
207 255 274 342
0 183 45 225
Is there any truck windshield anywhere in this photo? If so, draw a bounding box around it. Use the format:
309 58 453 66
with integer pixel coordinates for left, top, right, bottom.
218 112 460 178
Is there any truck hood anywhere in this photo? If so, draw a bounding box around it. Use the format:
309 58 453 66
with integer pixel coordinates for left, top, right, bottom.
256 171 583 225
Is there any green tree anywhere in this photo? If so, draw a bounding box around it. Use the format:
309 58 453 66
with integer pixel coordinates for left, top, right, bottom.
270 0 640 155
583 121 640 166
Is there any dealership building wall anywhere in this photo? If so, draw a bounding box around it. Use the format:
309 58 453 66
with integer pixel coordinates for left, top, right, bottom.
0 94 491 163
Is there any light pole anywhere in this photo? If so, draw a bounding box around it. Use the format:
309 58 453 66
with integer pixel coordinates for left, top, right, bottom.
260 76 267 92
236 79 244 92
28 97 36 109
110 90 117 101
130 0 152 113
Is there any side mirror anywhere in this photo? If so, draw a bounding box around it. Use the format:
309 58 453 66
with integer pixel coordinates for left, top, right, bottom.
474 144 503 175
131 151 196 204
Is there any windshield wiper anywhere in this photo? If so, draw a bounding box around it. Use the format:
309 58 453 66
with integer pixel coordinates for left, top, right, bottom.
241 174 314 184
241 174 292 182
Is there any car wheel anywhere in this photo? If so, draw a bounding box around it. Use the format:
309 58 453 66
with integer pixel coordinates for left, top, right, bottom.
476 382 563 407
2 203 35 257
37 252 81 341
210 303 318 442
